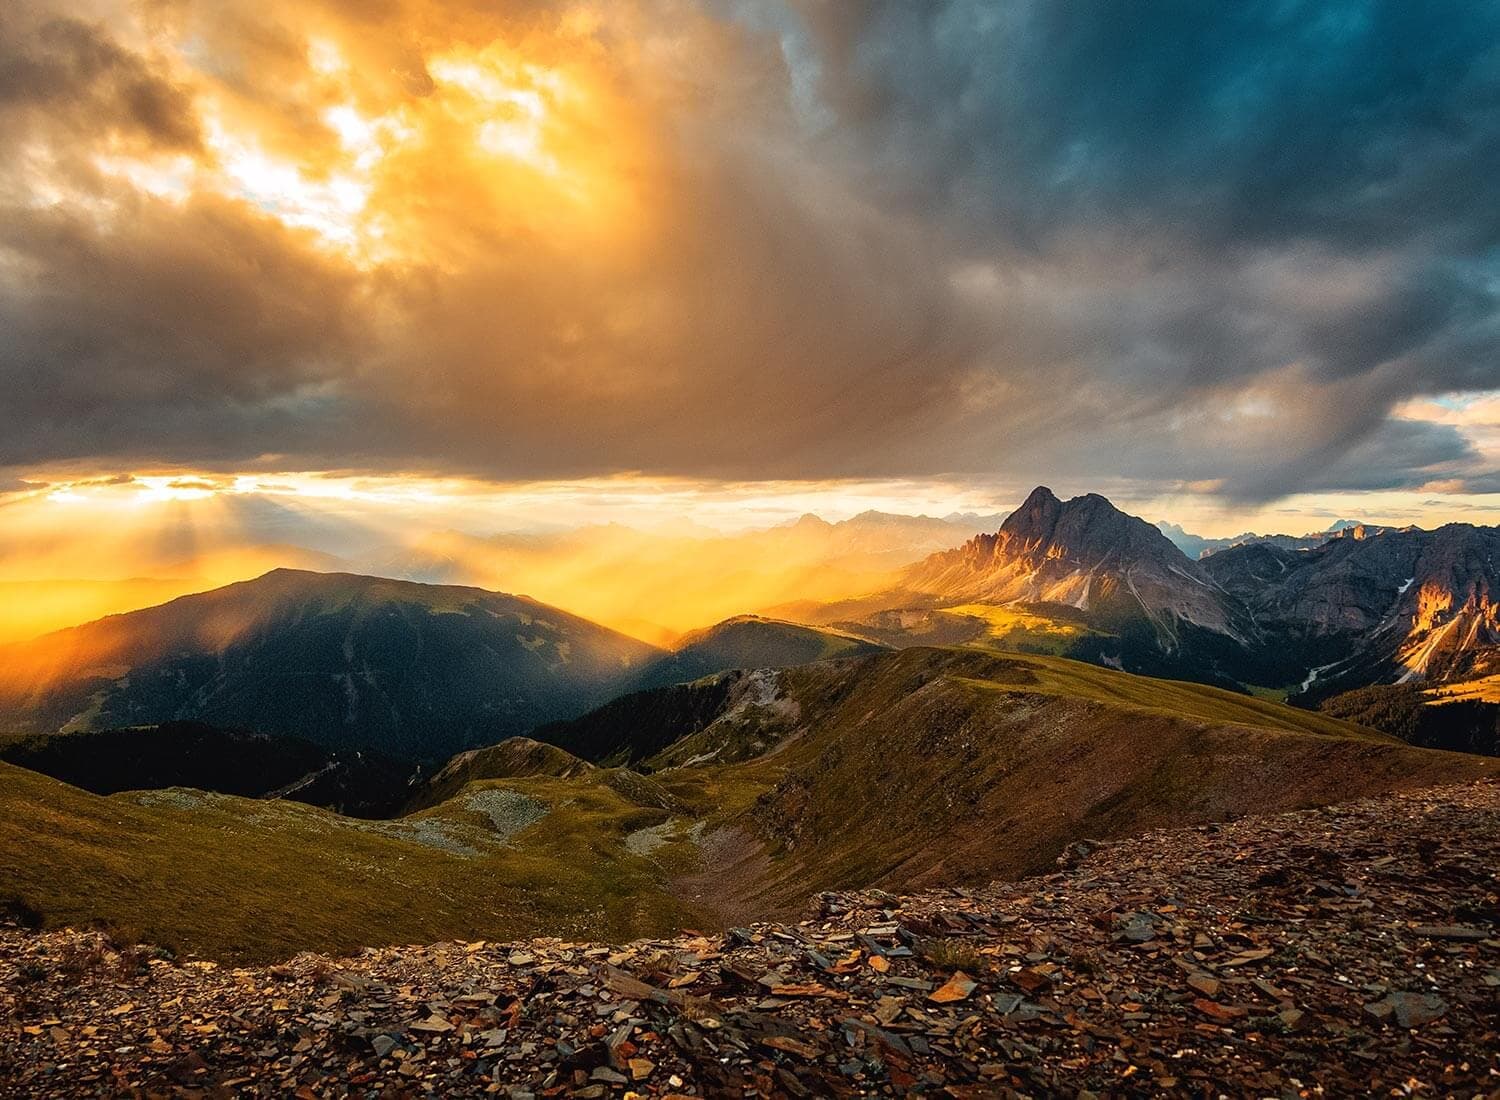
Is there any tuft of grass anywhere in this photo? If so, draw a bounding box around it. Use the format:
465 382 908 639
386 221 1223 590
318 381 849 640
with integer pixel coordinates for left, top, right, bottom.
1245 684 1291 704
53 933 149 985
920 938 987 974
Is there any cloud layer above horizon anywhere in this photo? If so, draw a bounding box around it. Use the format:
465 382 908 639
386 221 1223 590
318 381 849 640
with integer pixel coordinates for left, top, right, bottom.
1 0 1497 503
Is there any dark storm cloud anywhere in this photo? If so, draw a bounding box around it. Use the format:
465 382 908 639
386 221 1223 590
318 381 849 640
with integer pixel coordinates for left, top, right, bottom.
0 0 1496 500
768 0 1500 496
0 9 200 151
789 0 1500 251
1256 417 1478 496
1460 473 1500 494
0 195 366 470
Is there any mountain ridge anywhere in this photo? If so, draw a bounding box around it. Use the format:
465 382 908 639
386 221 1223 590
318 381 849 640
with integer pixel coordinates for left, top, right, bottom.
794 487 1500 702
0 569 660 761
629 615 886 693
1202 521 1500 698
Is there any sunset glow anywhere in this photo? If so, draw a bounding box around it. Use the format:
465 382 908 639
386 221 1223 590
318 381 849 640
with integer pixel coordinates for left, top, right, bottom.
1 1 1497 644
0 463 1494 645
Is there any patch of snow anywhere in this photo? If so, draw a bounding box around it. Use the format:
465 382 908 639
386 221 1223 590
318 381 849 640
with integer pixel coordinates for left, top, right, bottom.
265 763 339 800
1300 661 1340 693
1167 562 1211 588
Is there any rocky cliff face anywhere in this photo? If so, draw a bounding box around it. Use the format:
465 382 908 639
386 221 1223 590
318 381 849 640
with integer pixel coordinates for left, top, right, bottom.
901 487 1248 644
1203 523 1500 693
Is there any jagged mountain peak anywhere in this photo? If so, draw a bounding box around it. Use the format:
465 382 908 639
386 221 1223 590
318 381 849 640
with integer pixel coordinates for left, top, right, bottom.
997 486 1189 567
1014 483 1061 510
898 487 1242 642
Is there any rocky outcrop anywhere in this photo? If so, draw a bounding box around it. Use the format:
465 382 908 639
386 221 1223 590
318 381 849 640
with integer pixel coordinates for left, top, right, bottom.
403 736 594 812
901 487 1249 644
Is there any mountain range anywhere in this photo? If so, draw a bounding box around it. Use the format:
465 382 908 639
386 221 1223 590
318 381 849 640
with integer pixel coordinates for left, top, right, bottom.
1 488 1496 765
802 487 1500 707
0 574 894 766
1203 522 1500 697
1156 518 1377 560
2 487 1500 979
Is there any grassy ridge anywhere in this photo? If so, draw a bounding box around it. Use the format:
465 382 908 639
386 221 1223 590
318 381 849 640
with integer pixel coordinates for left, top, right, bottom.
967 651 1387 741
0 761 710 962
748 649 1498 904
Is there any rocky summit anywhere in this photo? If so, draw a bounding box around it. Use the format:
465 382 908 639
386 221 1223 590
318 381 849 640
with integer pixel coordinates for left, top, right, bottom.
4 781 1498 1098
900 487 1246 640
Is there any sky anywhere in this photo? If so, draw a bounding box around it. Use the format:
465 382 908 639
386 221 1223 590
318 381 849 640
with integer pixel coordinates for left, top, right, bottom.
1 0 1499 557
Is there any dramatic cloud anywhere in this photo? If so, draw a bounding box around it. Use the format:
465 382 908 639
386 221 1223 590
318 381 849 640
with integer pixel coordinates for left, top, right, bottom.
0 0 1496 501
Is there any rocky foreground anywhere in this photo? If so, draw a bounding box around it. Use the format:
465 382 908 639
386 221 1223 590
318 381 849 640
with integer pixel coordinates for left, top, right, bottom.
4 783 1500 1098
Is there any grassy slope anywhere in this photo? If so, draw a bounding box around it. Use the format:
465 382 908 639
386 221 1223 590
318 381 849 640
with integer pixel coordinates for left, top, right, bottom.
982 651 1384 740
0 761 711 963
743 649 1499 906
830 602 1106 657
632 616 885 692
672 616 879 661
940 603 1104 654
3 646 1493 963
1430 675 1500 704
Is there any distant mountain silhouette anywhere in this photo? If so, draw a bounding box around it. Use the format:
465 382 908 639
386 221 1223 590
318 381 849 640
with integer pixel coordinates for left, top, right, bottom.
0 570 659 762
